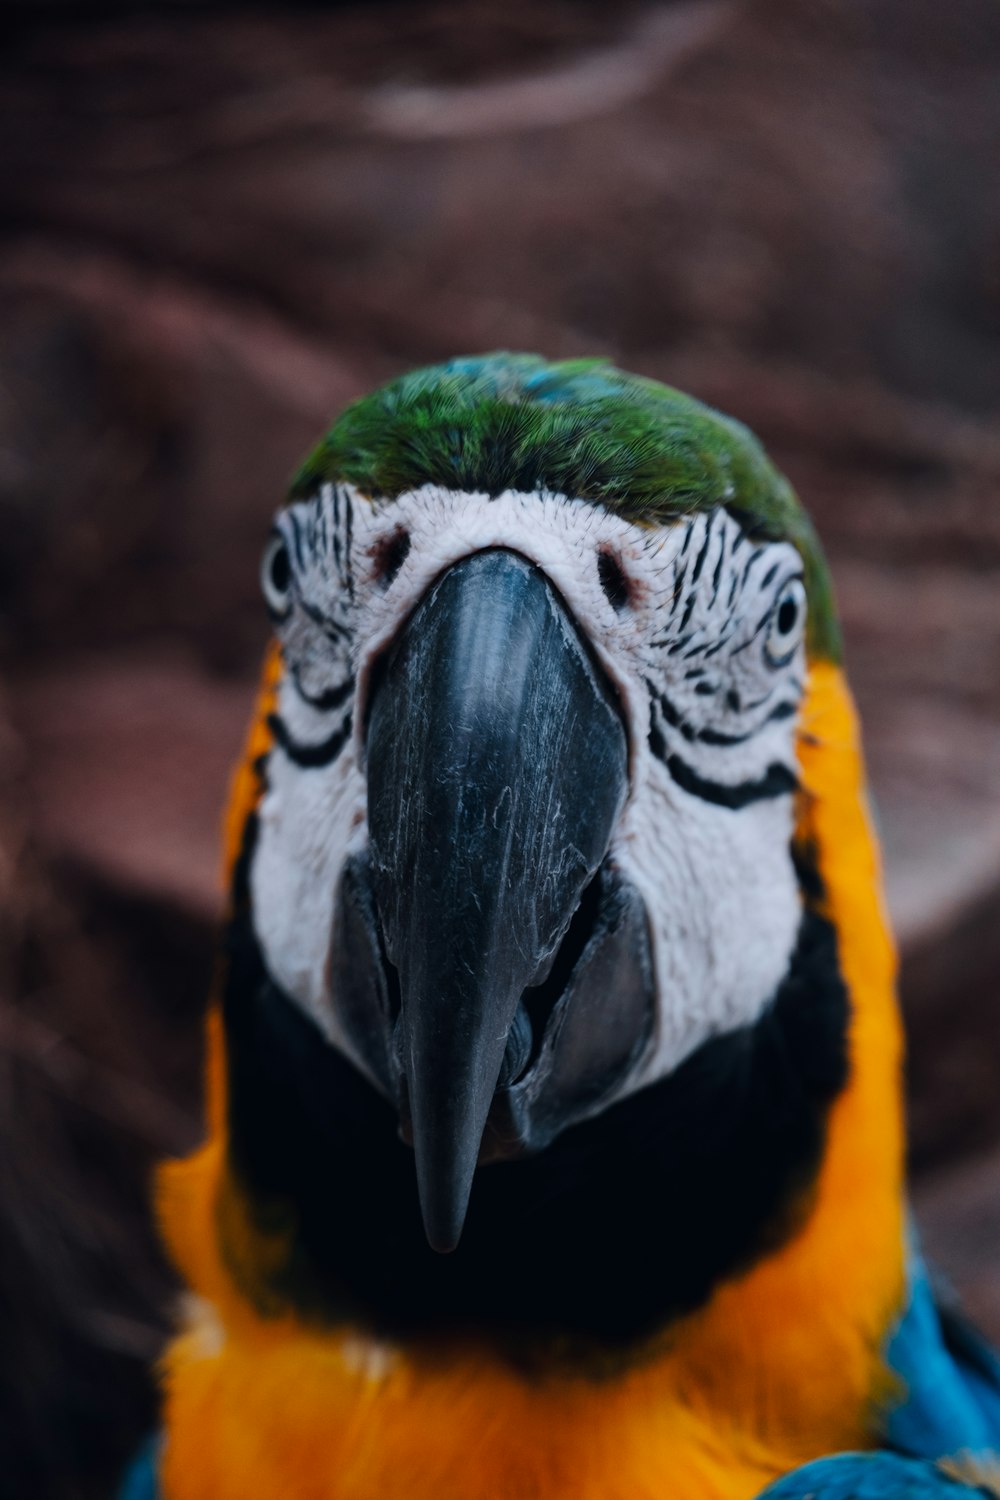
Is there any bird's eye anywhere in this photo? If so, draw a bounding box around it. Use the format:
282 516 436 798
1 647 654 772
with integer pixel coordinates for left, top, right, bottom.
261 535 293 619
765 578 807 666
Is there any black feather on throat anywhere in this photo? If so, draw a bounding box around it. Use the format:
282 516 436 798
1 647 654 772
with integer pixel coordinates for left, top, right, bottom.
221 815 849 1370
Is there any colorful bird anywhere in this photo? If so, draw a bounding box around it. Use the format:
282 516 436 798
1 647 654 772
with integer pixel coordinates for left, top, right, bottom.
135 355 1000 1500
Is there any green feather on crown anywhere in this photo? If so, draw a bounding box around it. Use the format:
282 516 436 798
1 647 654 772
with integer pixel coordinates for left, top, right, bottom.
291 353 840 661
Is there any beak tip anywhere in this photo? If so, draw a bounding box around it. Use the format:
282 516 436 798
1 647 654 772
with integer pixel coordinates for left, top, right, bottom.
424 1222 463 1256
411 1110 479 1255
417 1175 472 1255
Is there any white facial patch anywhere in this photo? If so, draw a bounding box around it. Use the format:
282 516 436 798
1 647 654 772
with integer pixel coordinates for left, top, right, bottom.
250 483 807 1096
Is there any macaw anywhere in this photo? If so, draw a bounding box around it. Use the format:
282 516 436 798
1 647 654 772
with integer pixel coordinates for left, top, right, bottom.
127 355 1000 1500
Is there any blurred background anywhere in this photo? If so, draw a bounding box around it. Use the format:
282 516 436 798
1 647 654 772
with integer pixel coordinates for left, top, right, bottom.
1 0 1000 1494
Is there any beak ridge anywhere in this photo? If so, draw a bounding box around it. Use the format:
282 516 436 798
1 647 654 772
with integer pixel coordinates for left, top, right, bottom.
366 549 629 1252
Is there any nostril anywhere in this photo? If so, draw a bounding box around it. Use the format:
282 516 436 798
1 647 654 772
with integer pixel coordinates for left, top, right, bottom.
597 550 630 611
372 529 411 587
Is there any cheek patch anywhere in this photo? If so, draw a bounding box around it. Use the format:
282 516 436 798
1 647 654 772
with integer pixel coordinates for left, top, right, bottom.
257 483 806 1105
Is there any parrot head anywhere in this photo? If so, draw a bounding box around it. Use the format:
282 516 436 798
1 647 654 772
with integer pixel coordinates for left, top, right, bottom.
220 355 852 1342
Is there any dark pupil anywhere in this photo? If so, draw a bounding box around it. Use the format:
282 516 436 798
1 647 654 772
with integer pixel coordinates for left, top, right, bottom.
270 543 291 595
776 595 798 636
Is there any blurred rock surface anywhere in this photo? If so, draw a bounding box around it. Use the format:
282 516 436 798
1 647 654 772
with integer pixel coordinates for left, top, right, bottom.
1 1 999 1494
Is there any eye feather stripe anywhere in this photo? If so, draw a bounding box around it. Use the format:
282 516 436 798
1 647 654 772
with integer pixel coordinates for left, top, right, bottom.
731 611 774 657
710 531 726 605
740 545 767 591
291 671 355 713
694 629 736 660
653 516 792 656
646 681 800 748
267 711 353 769
656 632 694 655
689 514 713 585
646 691 797 805
289 510 307 570
664 752 798 809
648 702 668 763
330 488 342 575
300 597 352 645
343 486 355 600
647 681 694 741
696 700 798 745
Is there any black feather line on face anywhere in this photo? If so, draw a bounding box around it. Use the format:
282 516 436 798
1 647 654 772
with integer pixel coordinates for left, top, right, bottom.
267 711 353 769
220 814 849 1366
290 671 355 714
664 753 798 808
644 682 797 751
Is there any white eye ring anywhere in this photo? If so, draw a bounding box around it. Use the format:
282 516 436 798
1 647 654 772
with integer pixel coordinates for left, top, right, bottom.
261 534 293 619
765 577 807 666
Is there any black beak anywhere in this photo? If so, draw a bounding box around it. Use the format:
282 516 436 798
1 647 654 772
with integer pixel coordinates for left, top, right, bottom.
365 550 630 1252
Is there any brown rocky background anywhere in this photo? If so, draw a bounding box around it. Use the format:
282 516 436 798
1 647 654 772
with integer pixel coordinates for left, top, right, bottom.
1 1 999 1495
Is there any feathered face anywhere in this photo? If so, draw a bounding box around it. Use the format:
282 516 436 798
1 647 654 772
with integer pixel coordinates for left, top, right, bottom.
250 475 810 1252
